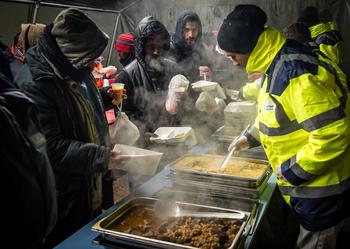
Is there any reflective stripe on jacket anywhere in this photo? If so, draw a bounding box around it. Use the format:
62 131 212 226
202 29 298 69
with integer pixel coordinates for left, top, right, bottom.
246 27 350 231
309 22 343 65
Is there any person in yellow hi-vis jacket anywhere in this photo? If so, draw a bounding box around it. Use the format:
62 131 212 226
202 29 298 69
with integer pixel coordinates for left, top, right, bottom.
297 6 343 66
239 72 264 101
217 4 350 249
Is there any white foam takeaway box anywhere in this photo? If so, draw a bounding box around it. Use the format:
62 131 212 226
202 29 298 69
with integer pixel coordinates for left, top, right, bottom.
112 144 163 176
150 127 197 146
191 80 218 92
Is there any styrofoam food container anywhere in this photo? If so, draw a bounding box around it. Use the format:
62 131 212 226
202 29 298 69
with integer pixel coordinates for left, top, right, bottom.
191 80 218 92
150 127 192 144
112 144 163 176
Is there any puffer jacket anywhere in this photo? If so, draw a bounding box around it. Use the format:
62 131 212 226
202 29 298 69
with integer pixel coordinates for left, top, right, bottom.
116 16 179 136
15 26 110 239
309 21 343 65
246 27 350 231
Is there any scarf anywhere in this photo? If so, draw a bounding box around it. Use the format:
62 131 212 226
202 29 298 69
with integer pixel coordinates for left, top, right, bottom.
39 24 102 210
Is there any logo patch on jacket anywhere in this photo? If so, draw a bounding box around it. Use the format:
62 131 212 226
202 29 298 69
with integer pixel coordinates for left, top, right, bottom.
263 101 275 111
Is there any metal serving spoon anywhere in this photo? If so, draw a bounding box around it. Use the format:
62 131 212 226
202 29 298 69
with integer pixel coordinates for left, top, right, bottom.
153 199 245 220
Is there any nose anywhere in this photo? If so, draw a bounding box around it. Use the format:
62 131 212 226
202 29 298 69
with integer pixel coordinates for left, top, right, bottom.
153 49 159 55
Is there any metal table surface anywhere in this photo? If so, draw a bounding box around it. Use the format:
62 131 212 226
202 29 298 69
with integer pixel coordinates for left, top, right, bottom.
54 167 276 249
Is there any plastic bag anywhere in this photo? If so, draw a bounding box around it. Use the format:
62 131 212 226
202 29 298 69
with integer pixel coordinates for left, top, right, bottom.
109 112 140 145
195 92 217 113
166 74 189 114
167 74 189 102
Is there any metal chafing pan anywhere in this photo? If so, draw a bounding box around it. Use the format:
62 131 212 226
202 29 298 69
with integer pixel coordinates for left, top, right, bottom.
171 168 271 200
92 197 249 249
211 126 267 160
167 154 270 188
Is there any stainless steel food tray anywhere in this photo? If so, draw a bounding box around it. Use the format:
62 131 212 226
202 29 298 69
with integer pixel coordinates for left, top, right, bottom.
171 168 271 200
211 125 240 143
92 197 249 249
167 154 270 188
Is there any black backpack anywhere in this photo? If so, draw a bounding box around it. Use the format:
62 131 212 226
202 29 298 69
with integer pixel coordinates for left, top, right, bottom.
0 73 57 248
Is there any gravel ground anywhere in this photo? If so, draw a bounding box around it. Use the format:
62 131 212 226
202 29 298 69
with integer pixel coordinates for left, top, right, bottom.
113 174 130 203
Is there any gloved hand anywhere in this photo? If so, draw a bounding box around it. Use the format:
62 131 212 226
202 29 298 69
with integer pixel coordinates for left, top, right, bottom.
165 74 189 114
276 165 287 182
228 135 249 153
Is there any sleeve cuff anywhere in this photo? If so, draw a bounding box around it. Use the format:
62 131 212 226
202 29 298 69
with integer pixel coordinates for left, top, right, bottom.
94 146 109 174
281 156 314 186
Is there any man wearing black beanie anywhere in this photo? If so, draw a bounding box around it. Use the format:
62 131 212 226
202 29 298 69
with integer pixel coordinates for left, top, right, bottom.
218 4 350 249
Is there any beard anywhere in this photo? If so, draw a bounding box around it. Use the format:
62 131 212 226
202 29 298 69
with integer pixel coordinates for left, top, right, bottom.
145 55 166 73
119 54 134 67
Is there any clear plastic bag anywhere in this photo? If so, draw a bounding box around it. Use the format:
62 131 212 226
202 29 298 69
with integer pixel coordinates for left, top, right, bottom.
109 112 140 145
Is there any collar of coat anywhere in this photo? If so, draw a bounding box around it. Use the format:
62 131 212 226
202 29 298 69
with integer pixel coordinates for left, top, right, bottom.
246 27 286 75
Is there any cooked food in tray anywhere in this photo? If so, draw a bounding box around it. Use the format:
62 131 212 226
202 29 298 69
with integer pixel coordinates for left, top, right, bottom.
171 155 268 179
108 206 242 249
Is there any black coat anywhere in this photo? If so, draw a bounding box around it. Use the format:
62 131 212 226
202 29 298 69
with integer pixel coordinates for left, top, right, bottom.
0 72 57 249
116 16 179 136
16 44 110 243
168 10 210 83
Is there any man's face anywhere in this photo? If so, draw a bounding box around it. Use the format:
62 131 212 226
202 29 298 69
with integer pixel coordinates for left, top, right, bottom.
144 40 166 59
224 51 251 68
144 39 166 72
117 51 132 60
183 21 199 46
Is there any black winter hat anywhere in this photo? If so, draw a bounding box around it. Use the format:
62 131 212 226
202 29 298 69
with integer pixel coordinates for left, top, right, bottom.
297 6 320 28
218 4 267 53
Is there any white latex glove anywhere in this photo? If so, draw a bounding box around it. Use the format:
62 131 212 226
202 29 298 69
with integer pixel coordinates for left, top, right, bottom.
228 135 249 153
276 165 287 181
166 74 189 114
195 91 217 113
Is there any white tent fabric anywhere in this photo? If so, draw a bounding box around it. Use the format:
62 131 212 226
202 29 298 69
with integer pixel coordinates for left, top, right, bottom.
0 0 349 78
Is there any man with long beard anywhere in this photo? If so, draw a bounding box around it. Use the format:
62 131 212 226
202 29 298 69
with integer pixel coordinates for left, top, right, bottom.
115 16 179 144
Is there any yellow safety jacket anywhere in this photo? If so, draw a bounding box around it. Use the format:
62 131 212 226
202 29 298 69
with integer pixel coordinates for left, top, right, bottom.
246 27 350 231
309 22 343 65
241 77 263 101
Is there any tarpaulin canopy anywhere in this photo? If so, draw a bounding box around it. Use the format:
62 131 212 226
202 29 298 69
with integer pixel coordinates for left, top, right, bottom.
0 0 349 76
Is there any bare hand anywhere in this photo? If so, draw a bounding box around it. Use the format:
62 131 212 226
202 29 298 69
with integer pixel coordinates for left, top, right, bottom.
108 88 127 106
102 66 118 78
228 135 249 153
108 150 127 169
199 66 213 81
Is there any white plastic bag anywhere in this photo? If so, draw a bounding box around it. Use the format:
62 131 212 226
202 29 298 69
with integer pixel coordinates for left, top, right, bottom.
167 74 189 102
195 92 217 113
109 112 140 145
166 74 190 114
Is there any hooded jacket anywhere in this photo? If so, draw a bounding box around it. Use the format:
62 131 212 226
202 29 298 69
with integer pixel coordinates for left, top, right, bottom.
168 10 210 82
15 21 111 244
246 27 350 231
309 21 343 65
116 16 179 137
